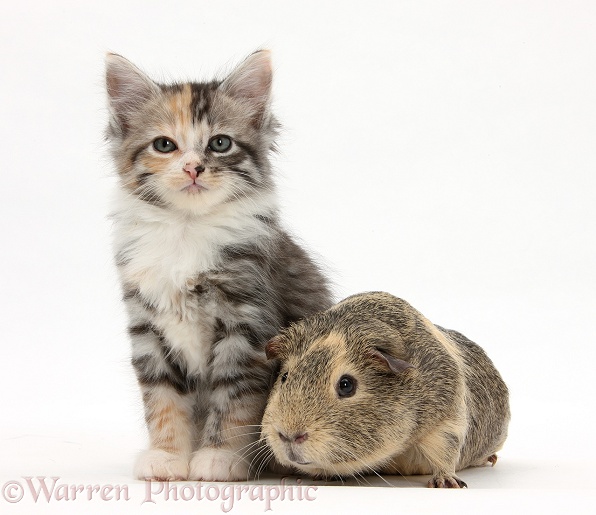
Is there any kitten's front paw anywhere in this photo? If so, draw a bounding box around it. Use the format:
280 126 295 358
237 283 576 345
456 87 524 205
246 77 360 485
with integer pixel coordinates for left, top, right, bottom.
189 447 250 481
134 449 189 481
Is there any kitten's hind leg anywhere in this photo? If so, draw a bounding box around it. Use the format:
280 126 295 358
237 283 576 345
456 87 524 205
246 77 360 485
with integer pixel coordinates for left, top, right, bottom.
134 384 194 481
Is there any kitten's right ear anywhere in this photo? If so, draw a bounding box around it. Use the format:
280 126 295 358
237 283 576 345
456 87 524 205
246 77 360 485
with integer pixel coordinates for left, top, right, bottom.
105 53 159 132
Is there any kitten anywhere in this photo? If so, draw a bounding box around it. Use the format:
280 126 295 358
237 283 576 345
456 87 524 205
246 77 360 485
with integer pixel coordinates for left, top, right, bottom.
105 50 332 481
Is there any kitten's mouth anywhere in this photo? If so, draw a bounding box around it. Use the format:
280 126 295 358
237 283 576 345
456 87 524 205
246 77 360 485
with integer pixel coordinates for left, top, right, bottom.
182 182 208 193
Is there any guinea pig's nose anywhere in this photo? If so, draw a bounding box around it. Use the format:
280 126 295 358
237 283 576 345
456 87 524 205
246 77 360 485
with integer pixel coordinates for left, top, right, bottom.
278 431 309 444
294 432 308 444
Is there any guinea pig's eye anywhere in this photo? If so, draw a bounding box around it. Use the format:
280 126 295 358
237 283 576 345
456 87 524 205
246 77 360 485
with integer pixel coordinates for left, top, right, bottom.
153 137 178 153
280 372 288 384
337 375 357 398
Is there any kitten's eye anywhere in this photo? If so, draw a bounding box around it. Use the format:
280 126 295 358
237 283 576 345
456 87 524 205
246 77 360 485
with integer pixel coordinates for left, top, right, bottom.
208 135 232 153
337 375 357 398
280 372 288 384
153 137 178 153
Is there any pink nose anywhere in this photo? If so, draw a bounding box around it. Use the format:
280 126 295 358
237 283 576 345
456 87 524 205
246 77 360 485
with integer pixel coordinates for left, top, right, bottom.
183 162 205 179
293 433 308 444
278 431 309 445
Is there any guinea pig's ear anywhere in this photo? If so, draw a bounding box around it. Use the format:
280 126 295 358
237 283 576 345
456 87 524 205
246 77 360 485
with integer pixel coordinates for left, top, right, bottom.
265 335 286 360
371 348 414 375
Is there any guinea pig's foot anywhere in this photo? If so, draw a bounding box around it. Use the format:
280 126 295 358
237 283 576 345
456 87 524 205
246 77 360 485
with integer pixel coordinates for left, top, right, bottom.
487 454 498 466
427 475 468 488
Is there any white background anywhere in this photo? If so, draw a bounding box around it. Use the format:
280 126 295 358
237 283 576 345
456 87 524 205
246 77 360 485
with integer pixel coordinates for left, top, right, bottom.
1 1 595 513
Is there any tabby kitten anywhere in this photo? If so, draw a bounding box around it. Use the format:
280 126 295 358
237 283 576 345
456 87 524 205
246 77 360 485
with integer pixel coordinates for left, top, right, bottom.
105 50 332 481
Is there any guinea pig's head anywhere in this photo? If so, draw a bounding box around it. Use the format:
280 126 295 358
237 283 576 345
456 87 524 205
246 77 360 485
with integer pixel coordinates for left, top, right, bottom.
261 313 417 478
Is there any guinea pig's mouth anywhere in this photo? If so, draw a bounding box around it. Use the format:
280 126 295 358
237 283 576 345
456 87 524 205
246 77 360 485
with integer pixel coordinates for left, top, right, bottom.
286 447 312 466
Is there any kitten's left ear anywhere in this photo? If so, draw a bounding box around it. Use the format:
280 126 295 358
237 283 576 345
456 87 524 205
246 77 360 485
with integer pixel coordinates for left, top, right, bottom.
220 50 272 119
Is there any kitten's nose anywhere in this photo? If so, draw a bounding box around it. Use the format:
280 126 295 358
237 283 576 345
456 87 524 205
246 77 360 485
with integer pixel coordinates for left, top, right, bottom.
183 162 205 180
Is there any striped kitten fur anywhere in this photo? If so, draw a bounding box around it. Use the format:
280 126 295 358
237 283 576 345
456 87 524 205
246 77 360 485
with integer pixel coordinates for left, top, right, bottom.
105 50 332 481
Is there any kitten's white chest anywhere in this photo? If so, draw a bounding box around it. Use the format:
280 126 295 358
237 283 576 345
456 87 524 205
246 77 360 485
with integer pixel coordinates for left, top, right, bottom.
112 194 270 304
119 219 217 312
116 216 220 375
111 194 272 375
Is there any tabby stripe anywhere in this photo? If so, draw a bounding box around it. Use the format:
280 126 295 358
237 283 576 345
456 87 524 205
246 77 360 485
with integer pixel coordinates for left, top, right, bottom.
137 188 167 208
123 289 156 313
213 318 270 349
227 166 258 186
254 214 275 225
137 172 153 184
132 354 200 395
190 82 218 122
212 377 271 399
160 83 184 94
211 367 269 390
115 251 130 267
234 140 261 169
222 245 267 263
122 288 139 300
130 144 147 164
128 323 153 336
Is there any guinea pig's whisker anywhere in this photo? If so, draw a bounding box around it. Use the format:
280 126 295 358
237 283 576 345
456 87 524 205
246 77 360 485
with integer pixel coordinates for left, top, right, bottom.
250 446 274 480
241 440 266 461
258 452 276 480
354 462 395 487
330 435 396 488
219 424 262 432
350 471 365 486
246 445 273 480
357 472 373 486
216 424 263 443
329 464 346 485
228 439 263 466
346 465 372 486
230 439 269 475
354 468 382 487
217 431 263 444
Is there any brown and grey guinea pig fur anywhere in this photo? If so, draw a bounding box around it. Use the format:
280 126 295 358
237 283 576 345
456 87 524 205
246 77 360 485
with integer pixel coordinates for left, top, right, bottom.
261 291 510 488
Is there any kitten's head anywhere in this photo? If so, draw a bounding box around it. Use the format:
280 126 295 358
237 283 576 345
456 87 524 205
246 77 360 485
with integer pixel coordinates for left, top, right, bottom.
105 50 278 214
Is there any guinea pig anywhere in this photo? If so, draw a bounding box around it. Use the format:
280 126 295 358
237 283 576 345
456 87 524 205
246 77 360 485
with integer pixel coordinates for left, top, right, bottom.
261 292 510 488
